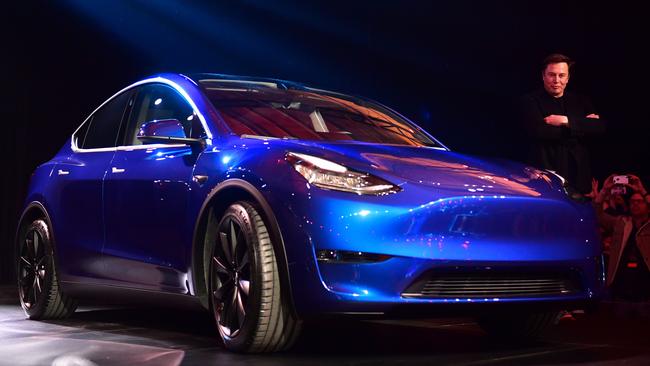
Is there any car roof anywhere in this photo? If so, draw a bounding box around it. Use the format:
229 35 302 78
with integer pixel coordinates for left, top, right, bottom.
185 72 378 107
187 73 308 90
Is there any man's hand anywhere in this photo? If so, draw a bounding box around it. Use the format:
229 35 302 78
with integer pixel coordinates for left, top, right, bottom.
544 114 569 126
586 113 600 119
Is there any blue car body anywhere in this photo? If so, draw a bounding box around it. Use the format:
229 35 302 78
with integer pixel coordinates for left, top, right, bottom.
20 73 604 324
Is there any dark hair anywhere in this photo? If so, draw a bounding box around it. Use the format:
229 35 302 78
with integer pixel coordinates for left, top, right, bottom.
542 53 574 71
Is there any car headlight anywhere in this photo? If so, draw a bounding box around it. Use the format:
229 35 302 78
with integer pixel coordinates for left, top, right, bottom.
286 152 401 195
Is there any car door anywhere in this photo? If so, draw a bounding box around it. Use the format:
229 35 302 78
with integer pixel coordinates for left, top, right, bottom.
52 90 133 282
101 83 206 293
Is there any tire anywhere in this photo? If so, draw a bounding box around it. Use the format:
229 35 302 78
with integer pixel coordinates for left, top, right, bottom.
477 310 560 341
17 219 77 319
208 201 301 353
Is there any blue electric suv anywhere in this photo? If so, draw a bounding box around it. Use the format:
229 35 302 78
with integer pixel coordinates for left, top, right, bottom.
16 73 604 352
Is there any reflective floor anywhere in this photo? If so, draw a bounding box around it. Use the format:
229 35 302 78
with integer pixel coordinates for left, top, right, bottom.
1 285 649 366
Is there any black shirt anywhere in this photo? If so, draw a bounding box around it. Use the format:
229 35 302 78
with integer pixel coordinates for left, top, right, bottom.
519 89 605 192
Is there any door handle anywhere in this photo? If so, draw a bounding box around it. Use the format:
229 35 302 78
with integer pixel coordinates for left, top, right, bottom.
111 167 125 174
57 169 69 176
193 175 208 184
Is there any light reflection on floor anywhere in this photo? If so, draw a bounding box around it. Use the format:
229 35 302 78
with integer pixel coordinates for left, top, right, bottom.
1 286 650 366
0 335 185 366
0 285 208 366
0 300 188 366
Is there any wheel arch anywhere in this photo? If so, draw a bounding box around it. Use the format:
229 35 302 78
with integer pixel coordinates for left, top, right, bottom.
191 179 296 317
16 201 56 250
15 201 58 275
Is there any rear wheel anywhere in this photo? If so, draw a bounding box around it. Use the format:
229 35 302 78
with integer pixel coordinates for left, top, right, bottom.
477 311 560 341
17 219 77 319
208 201 301 353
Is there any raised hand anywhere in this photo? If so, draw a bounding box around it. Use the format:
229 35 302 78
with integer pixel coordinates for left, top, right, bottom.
585 178 599 199
627 174 647 195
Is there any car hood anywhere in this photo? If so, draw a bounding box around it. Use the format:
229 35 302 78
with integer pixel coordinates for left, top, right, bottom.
277 140 559 197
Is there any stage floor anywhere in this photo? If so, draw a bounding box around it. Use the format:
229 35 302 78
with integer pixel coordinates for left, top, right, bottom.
1 285 649 365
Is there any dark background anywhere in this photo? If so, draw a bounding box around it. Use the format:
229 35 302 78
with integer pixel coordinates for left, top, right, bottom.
2 1 648 284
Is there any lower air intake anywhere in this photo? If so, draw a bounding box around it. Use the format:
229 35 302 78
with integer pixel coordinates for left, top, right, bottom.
402 271 582 299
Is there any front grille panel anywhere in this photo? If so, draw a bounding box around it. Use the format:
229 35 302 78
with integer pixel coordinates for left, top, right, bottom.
402 271 582 299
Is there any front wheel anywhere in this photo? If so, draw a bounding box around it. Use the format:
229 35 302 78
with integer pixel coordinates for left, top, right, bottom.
208 202 301 353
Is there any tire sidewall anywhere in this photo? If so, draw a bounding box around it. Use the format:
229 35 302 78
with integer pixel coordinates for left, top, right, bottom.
209 202 267 351
17 219 56 318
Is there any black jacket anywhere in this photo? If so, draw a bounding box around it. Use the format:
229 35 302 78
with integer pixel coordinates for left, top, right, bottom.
519 89 605 192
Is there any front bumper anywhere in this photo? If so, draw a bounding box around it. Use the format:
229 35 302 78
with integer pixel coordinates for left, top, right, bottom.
270 182 605 317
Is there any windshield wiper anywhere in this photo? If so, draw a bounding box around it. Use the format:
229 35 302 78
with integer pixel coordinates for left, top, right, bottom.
240 134 297 140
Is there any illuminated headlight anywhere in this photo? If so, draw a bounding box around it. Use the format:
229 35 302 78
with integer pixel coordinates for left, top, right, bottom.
286 152 401 195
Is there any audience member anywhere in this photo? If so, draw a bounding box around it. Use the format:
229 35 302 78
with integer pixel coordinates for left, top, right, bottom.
593 174 650 302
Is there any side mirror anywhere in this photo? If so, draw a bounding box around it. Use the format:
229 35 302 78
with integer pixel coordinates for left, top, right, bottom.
137 119 204 146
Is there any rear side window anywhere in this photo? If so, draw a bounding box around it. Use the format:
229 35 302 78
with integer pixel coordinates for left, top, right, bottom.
78 90 132 149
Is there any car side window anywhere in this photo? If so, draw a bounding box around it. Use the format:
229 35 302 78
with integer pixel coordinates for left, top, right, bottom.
121 84 206 146
77 90 132 149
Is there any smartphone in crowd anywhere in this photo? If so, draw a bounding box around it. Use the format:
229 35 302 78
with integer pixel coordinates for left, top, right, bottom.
613 175 629 185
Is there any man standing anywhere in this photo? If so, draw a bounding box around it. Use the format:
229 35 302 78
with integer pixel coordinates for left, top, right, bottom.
520 53 605 193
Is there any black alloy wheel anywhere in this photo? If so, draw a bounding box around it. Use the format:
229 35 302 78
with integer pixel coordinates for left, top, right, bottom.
18 226 47 310
16 219 77 319
208 202 302 353
211 213 251 338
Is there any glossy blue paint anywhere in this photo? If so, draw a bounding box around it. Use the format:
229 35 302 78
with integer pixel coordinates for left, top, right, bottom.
19 73 604 317
101 145 196 292
48 142 115 282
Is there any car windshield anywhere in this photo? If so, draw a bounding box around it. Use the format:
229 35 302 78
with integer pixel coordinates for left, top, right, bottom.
199 79 439 147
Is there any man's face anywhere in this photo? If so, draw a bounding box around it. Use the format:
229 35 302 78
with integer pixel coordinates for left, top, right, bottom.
542 62 570 97
629 193 649 217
